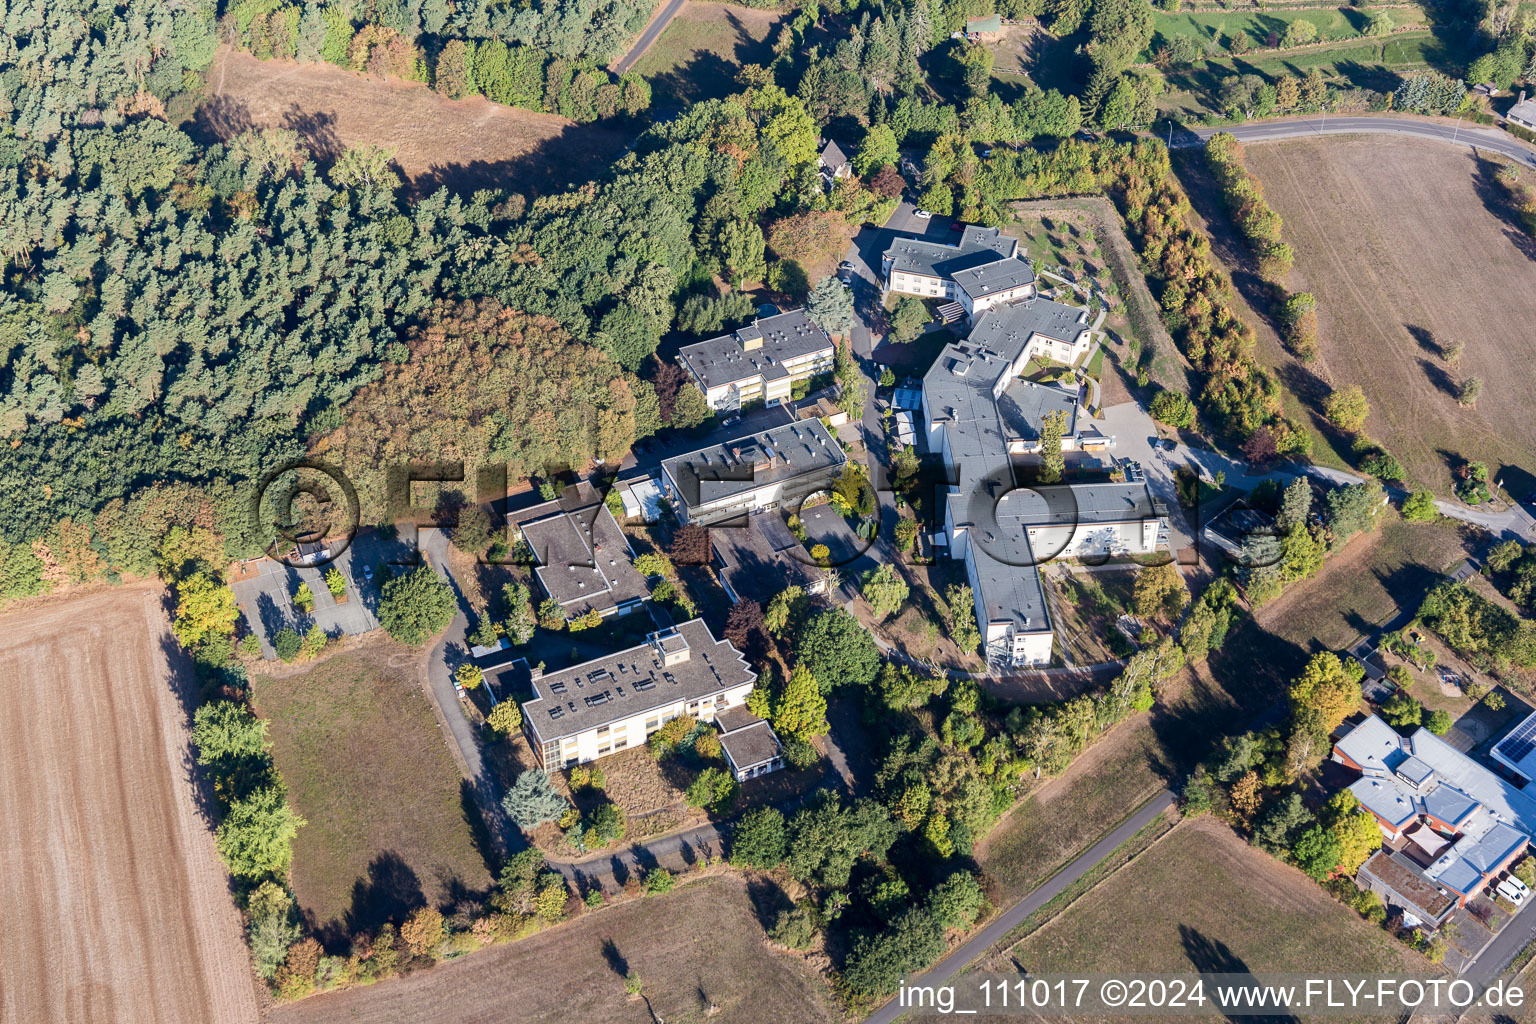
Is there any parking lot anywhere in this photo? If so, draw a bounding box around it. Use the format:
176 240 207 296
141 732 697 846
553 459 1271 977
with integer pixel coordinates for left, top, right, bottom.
231 529 416 658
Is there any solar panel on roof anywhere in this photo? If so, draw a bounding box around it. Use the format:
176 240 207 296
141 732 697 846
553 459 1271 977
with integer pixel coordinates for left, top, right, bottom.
1497 715 1536 763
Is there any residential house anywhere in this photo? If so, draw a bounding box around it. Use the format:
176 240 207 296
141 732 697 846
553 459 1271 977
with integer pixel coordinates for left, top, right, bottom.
1334 714 1536 924
883 225 1038 320
676 307 835 412
517 619 758 769
922 297 1168 668
819 138 852 179
964 13 1004 40
1508 91 1536 131
660 418 847 526
509 484 649 620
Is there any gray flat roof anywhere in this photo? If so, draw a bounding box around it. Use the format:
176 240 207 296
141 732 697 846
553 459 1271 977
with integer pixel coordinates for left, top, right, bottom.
925 298 1092 467
520 619 755 743
884 225 1019 280
511 493 648 614
1205 501 1275 545
949 482 1162 632
720 719 782 771
713 510 824 603
951 257 1037 300
998 378 1079 445
677 307 833 391
662 418 846 509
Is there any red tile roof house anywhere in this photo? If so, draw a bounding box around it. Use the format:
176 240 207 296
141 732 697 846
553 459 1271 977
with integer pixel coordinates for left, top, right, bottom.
1333 715 1534 925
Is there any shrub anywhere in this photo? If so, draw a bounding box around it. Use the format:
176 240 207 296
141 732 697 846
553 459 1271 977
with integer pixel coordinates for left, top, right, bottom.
324 567 346 596
401 906 445 958
273 627 302 662
582 801 626 847
293 582 315 613
647 715 697 759
487 700 522 736
643 868 675 894
455 662 484 690
769 904 819 949
1149 389 1195 428
685 766 740 814
783 735 818 769
378 565 456 645
1425 709 1453 735
731 807 788 868
692 730 722 760
1324 386 1370 433
928 871 986 929
248 882 301 981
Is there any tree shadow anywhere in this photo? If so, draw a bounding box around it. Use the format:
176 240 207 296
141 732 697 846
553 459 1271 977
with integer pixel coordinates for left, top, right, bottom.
1470 154 1536 263
1404 323 1443 356
745 874 796 930
601 937 630 978
311 851 428 951
280 104 343 163
1181 925 1300 1024
188 94 253 143
1417 357 1459 399
406 119 633 201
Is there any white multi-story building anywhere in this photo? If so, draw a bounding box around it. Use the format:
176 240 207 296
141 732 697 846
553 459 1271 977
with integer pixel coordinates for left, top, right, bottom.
676 308 835 412
659 418 847 526
884 225 1038 320
516 619 760 770
922 297 1169 669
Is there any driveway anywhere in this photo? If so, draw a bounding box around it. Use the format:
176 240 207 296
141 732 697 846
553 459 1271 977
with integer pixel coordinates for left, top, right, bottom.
231 529 413 657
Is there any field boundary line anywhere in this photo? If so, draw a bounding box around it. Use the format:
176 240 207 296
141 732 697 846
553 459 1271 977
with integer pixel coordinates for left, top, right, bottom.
991 800 1182 956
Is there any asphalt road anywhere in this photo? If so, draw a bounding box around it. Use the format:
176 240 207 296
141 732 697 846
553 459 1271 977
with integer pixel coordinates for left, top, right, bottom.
1182 116 1536 169
611 0 685 74
864 791 1177 1024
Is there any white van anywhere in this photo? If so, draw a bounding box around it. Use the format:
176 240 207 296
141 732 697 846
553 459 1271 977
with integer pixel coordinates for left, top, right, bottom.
1497 877 1529 907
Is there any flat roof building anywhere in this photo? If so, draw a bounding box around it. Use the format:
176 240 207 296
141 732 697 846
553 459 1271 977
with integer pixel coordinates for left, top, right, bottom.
676 307 835 412
660 418 847 526
509 484 648 619
1333 714 1536 916
922 297 1167 669
516 619 757 770
712 510 833 605
883 226 1037 320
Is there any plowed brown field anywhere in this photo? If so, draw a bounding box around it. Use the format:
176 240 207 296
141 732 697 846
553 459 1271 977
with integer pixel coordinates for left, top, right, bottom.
0 587 259 1024
264 875 834 1024
1244 136 1536 495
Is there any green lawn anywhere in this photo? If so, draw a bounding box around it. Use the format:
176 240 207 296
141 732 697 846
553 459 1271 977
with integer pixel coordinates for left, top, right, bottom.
253 649 493 933
1146 5 1427 56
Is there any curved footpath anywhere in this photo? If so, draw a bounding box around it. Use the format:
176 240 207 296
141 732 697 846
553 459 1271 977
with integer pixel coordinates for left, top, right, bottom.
1181 115 1536 169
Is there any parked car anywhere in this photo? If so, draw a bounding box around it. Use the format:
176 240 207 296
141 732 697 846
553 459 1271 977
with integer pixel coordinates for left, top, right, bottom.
913 209 932 220
362 563 374 582
1160 439 1177 452
950 221 963 232
721 415 741 428
1497 877 1529 907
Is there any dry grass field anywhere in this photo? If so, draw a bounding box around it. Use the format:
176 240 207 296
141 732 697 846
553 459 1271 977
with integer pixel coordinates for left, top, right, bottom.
264 874 835 1024
1013 816 1432 976
0 587 259 1024
251 645 492 938
631 3 786 107
199 48 632 195
1243 136 1536 496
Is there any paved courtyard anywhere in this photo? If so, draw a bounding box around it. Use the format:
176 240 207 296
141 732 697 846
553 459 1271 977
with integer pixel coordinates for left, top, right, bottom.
231 529 416 658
